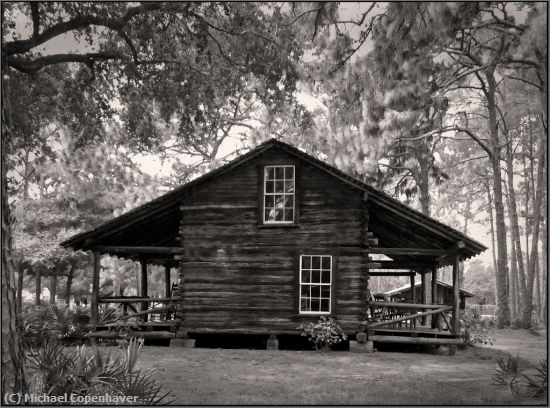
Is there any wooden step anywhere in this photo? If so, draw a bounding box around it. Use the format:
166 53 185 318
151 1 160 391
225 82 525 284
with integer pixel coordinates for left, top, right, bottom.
369 335 462 345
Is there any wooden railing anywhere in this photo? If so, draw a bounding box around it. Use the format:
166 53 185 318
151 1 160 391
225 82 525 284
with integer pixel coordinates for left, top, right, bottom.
98 296 181 323
367 301 453 332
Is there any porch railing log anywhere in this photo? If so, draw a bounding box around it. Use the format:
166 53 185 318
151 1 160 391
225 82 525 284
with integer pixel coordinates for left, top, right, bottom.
98 296 181 303
368 306 452 329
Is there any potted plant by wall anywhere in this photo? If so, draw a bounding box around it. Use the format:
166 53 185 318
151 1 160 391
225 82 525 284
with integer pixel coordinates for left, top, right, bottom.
298 316 348 352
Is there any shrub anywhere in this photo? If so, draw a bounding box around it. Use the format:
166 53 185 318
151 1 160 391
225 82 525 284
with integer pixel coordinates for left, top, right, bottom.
492 355 547 399
460 309 495 346
18 305 92 348
27 337 173 404
18 305 62 349
298 316 348 352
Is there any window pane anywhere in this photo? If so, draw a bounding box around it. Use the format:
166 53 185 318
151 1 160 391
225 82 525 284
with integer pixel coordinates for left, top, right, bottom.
322 257 331 270
266 180 274 193
321 270 330 284
311 285 321 298
275 180 284 193
265 209 274 222
265 196 275 207
274 209 284 221
301 271 311 284
285 166 294 179
311 299 320 311
301 284 310 296
312 256 320 269
285 180 294 194
275 167 284 179
311 270 320 283
284 209 294 222
321 299 330 312
300 298 308 311
302 256 311 269
265 167 275 180
275 195 286 208
284 196 294 208
321 286 330 298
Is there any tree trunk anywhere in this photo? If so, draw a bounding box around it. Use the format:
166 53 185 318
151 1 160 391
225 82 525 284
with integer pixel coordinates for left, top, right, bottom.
65 265 74 308
485 180 499 306
522 130 546 328
16 267 23 314
49 275 57 305
1 68 27 396
541 188 547 326
35 268 41 305
486 70 510 327
504 132 526 315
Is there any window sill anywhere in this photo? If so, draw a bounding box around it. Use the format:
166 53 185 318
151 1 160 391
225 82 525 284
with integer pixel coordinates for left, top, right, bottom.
295 313 333 318
257 223 300 229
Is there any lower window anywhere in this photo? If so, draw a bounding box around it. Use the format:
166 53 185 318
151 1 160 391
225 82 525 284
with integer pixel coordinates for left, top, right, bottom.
299 255 332 314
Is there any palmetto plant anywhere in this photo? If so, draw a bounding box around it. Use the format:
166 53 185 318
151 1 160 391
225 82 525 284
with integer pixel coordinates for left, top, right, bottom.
27 338 173 405
492 355 547 399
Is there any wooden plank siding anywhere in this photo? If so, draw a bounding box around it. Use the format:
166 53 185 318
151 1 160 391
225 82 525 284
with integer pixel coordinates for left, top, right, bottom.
178 148 366 334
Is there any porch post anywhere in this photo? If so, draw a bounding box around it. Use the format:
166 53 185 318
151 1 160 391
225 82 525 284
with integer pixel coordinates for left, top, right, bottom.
410 273 416 303
431 266 439 329
91 251 100 330
452 256 460 335
140 258 148 322
164 265 171 298
421 272 428 325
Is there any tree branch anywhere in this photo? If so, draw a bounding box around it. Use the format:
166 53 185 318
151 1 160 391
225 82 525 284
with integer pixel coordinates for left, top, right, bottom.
30 2 40 39
4 3 163 56
6 53 118 74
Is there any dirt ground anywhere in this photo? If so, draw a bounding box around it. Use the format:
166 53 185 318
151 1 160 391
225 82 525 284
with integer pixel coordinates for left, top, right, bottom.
135 328 547 405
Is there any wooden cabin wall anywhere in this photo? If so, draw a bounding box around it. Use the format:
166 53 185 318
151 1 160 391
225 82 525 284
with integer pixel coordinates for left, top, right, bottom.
178 148 367 334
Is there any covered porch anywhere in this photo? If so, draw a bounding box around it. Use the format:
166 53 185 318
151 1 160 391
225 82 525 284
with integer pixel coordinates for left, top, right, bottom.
362 244 467 352
87 246 184 341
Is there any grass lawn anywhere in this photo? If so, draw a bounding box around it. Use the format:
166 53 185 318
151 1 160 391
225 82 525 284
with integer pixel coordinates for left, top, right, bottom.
132 329 547 405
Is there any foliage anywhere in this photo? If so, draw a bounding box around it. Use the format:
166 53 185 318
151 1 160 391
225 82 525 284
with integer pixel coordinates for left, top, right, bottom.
460 309 495 346
298 316 348 352
492 355 547 399
18 305 91 348
27 337 173 404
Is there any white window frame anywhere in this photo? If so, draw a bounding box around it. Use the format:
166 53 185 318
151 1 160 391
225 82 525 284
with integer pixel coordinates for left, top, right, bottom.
263 165 295 224
299 255 332 315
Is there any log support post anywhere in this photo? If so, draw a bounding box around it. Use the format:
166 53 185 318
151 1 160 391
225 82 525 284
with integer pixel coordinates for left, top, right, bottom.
421 272 427 325
140 258 148 322
91 251 100 332
452 255 460 336
410 273 416 303
360 193 370 327
431 266 439 329
164 265 171 298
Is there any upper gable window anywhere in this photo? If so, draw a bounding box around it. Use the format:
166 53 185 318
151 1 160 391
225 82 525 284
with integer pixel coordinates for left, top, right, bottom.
263 165 295 223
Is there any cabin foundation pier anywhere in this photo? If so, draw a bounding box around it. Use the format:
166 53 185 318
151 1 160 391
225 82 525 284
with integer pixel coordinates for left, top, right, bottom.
266 334 279 350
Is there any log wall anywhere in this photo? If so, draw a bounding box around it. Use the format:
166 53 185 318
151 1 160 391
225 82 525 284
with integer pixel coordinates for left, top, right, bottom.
179 148 367 334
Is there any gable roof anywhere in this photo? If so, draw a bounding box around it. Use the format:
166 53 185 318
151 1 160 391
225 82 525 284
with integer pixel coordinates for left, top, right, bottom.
61 138 486 265
384 280 475 297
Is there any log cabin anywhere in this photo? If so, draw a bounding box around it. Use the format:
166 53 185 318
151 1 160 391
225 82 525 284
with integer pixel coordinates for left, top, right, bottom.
61 138 487 351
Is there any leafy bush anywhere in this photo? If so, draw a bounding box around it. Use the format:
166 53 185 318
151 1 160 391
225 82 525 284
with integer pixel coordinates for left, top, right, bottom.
27 337 173 404
18 305 62 349
298 316 348 351
492 355 547 399
18 305 92 348
460 309 495 346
